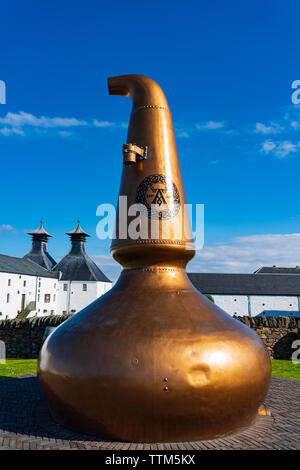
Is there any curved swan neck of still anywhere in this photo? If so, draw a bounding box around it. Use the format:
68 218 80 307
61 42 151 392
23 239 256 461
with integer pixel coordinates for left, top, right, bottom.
108 74 195 270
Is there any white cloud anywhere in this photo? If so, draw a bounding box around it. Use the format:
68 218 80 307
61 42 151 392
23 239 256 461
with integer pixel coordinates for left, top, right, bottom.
58 130 73 138
260 139 300 158
0 224 15 233
189 233 300 273
0 111 119 137
255 121 284 134
93 120 115 128
261 140 276 153
175 127 190 138
0 111 87 129
196 121 225 130
0 127 24 136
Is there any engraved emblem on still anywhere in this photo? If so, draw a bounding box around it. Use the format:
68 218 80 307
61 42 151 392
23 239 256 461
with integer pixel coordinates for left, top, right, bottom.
136 174 181 220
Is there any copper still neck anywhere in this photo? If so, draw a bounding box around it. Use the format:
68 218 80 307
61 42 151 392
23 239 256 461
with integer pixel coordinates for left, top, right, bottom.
108 74 195 269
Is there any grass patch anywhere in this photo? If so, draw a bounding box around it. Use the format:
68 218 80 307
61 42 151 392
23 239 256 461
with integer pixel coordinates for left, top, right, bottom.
0 358 299 381
271 359 300 381
0 358 37 379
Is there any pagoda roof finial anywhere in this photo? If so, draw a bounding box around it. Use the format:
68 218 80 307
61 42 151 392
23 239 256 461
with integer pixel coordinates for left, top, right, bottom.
27 220 53 238
66 220 90 241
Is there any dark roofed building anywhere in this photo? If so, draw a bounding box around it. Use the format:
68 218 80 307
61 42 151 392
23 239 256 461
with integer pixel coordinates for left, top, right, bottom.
188 273 300 296
0 253 57 278
254 266 300 274
24 221 56 270
0 220 112 319
52 221 111 282
188 271 300 317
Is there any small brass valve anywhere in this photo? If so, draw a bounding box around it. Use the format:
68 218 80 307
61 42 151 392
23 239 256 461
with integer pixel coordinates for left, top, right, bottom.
123 143 150 165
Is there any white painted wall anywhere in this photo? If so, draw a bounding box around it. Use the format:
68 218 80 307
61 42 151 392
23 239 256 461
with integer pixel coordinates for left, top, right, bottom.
31 277 58 317
250 295 298 316
0 272 36 319
0 271 112 319
212 295 249 316
0 272 58 319
211 294 299 317
56 280 112 315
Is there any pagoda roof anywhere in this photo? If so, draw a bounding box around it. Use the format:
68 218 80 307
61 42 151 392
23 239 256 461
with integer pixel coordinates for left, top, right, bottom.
66 221 90 238
27 221 53 238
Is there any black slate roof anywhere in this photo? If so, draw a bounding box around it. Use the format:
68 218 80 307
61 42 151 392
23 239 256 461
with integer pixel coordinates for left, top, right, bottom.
0 254 57 278
52 247 111 282
24 242 56 271
188 273 300 296
52 222 111 282
254 266 300 274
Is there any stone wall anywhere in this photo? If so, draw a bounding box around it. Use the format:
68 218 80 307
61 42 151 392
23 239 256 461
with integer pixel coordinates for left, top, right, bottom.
0 315 72 359
0 314 299 359
236 316 300 359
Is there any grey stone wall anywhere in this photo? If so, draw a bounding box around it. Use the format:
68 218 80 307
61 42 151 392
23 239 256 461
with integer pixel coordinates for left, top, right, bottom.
236 316 300 359
0 314 299 359
0 315 72 359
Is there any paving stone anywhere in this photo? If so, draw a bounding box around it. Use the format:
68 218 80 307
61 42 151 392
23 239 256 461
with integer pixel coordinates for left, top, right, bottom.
0 375 299 450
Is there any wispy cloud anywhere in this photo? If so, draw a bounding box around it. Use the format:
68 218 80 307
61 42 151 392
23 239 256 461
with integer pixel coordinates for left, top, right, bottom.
0 127 24 136
0 111 120 138
175 126 190 138
283 105 300 131
58 130 73 138
196 121 225 130
93 120 116 128
0 111 88 129
189 233 300 273
260 139 300 158
255 121 284 134
0 224 16 233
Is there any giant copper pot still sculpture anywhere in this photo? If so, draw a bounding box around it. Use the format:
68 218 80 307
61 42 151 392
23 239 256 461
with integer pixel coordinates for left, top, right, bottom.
38 74 271 442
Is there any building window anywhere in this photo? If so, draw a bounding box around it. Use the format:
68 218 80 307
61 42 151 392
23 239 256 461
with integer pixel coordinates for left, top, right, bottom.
44 294 50 303
54 283 56 289
53 294 56 301
82 284 87 292
38 282 41 288
63 284 68 291
6 294 10 303
8 279 11 286
23 280 26 287
50 310 54 315
62 310 67 314
38 294 40 302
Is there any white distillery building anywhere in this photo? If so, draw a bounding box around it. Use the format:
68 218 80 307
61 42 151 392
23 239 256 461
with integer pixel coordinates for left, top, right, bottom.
0 222 112 319
188 267 300 317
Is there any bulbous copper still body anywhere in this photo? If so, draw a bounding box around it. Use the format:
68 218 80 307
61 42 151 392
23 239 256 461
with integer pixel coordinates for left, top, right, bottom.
38 75 271 442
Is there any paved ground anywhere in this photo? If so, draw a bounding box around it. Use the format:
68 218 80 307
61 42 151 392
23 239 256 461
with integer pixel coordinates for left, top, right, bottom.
0 374 299 450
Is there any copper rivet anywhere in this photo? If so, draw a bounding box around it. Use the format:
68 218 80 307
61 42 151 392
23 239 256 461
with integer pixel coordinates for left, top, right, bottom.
163 377 168 382
164 386 168 391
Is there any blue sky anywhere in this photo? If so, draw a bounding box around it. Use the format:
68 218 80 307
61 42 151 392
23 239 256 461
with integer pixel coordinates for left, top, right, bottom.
1 0 300 281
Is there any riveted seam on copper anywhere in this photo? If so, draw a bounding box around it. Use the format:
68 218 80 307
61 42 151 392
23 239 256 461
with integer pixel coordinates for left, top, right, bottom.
131 104 170 115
